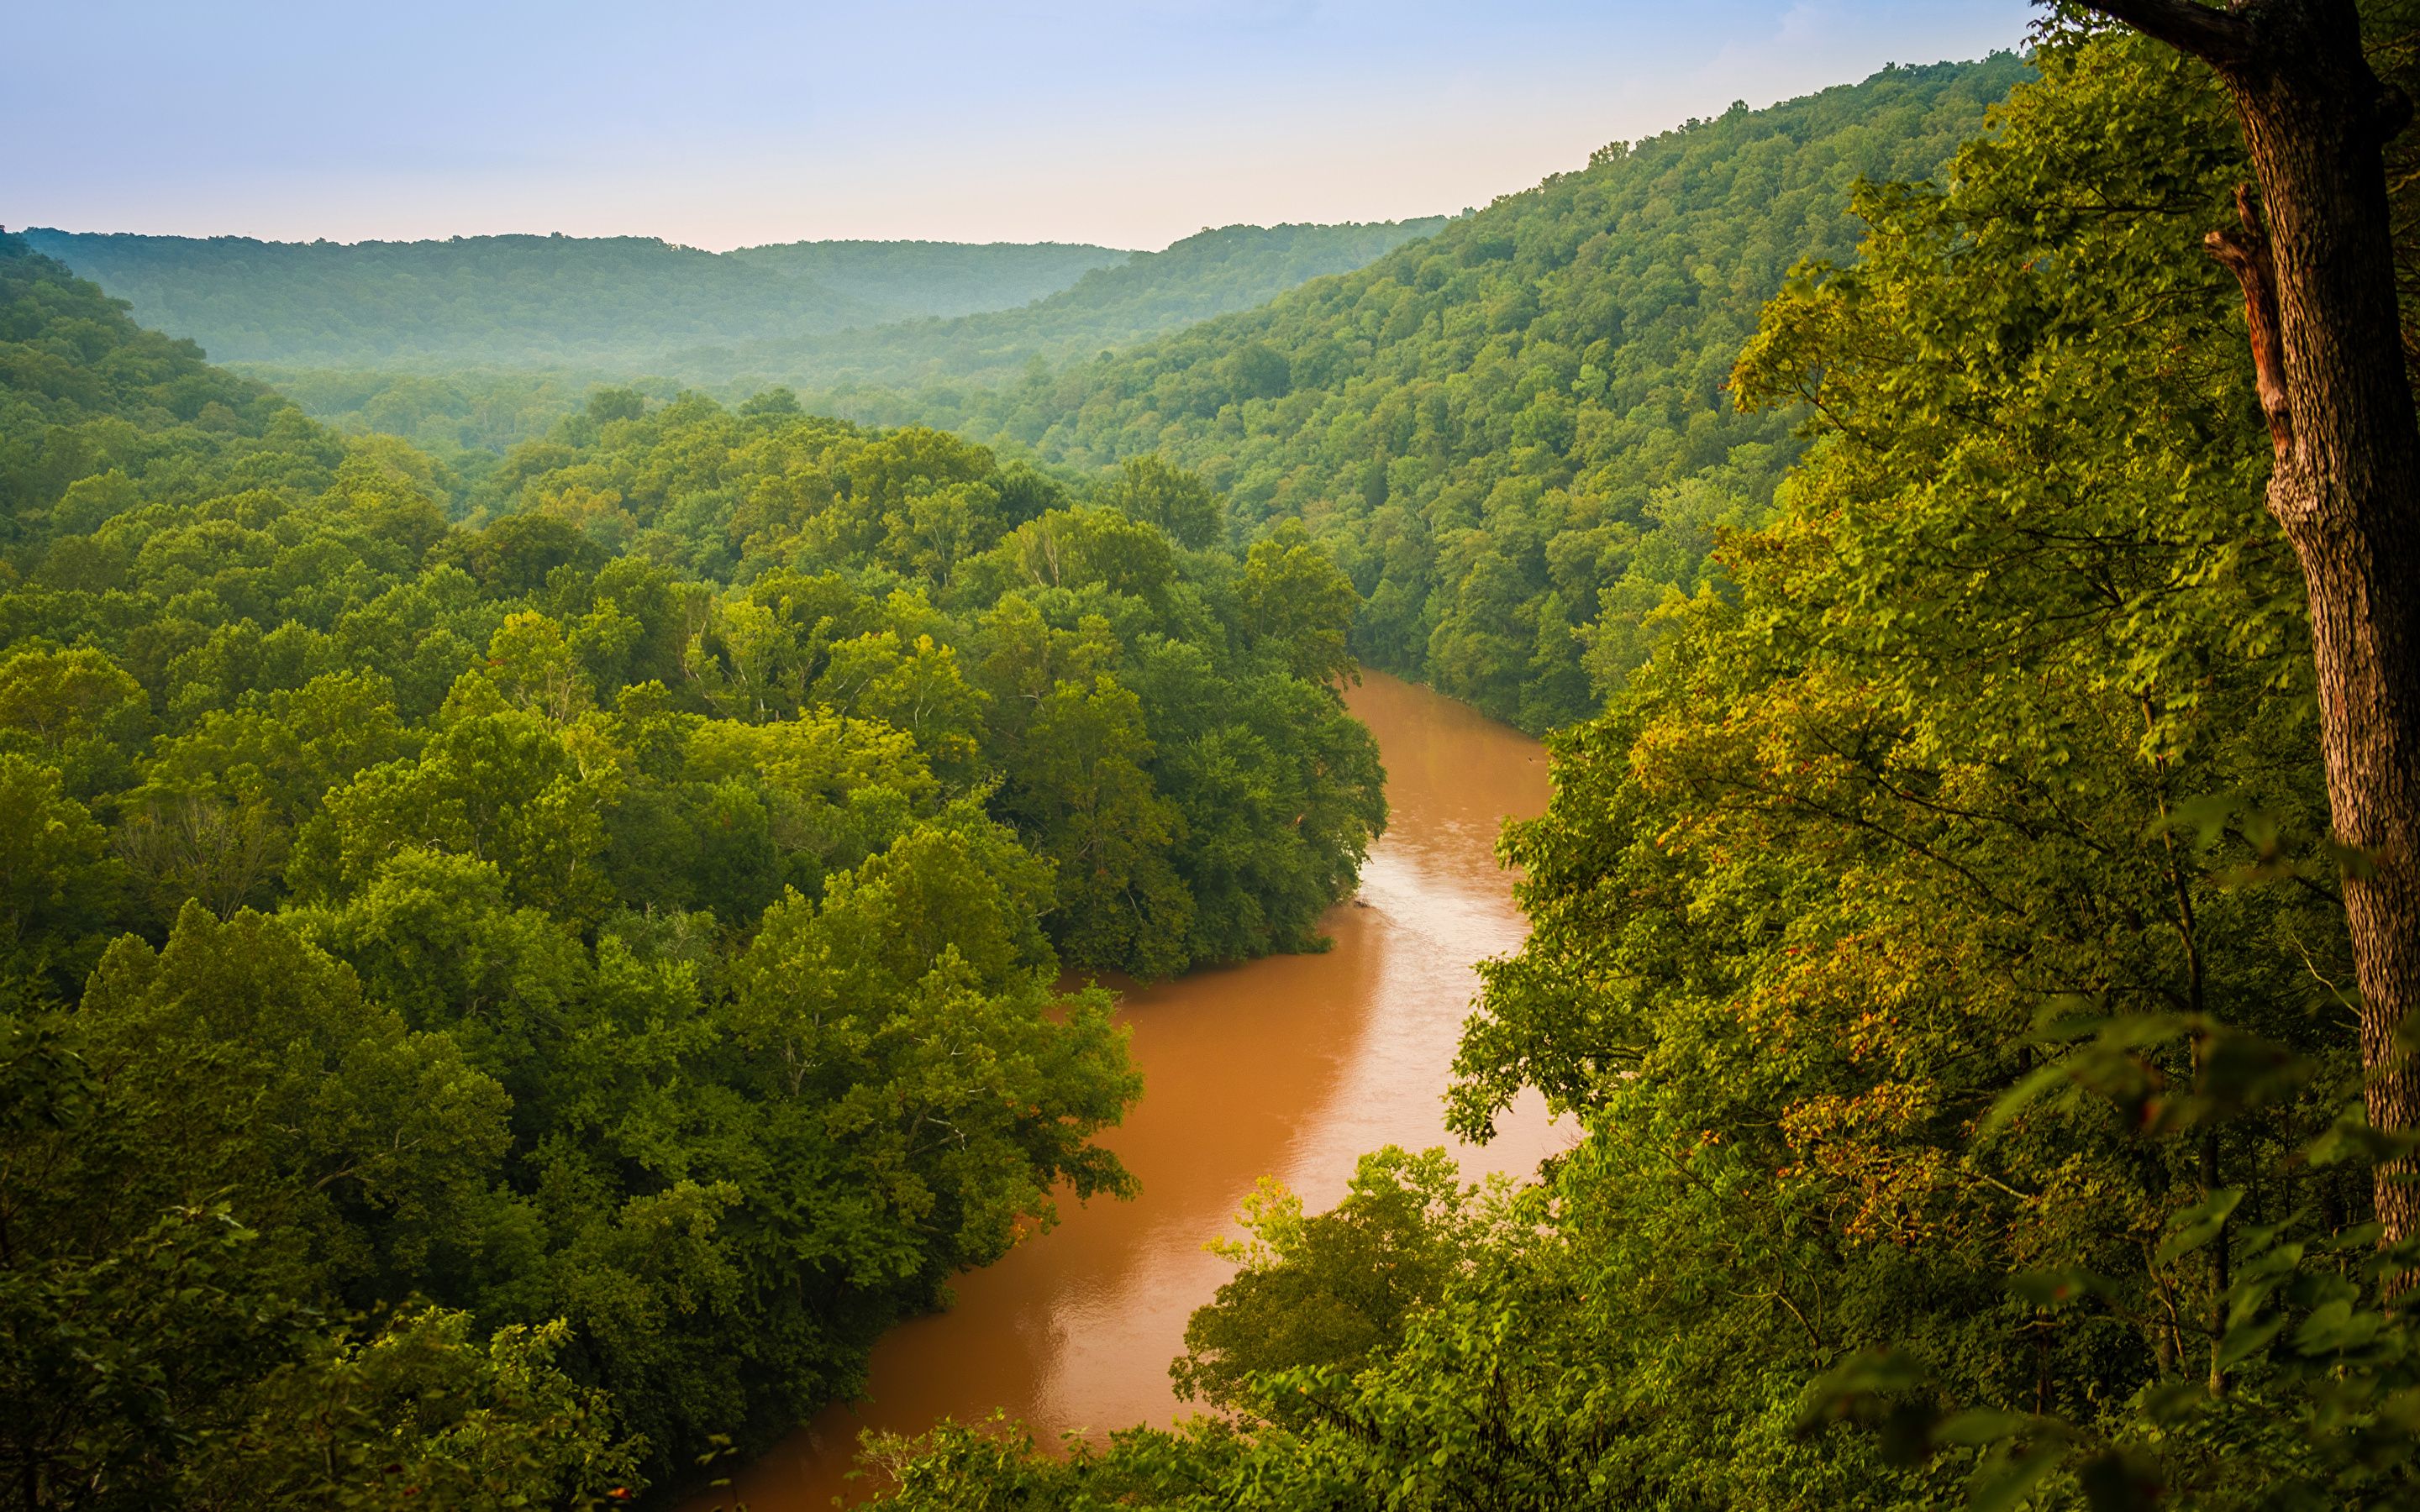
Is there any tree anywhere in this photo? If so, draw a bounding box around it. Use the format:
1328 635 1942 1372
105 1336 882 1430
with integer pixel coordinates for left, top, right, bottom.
2078 0 2420 1241
77 905 514 1297
1238 523 1360 686
0 757 118 987
0 1005 633 1512
1093 455 1225 549
0 648 145 799
1171 1148 1482 1412
1002 675 1193 979
290 706 620 921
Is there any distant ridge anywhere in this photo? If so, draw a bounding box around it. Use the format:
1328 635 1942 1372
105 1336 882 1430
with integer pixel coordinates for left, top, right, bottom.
683 218 1452 390
19 229 874 368
825 57 2033 732
17 224 1430 382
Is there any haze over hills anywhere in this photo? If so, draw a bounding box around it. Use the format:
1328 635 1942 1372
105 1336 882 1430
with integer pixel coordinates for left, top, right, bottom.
821 58 2032 731
690 219 1452 390
18 230 888 369
20 60 2034 743
719 239 1128 319
18 220 1443 387
104 60 2026 744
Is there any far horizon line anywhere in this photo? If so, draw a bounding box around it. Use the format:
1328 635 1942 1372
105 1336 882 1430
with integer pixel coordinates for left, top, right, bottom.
15 213 1466 260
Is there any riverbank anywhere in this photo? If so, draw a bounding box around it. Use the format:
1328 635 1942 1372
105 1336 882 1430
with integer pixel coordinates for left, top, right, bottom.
698 671 1566 1509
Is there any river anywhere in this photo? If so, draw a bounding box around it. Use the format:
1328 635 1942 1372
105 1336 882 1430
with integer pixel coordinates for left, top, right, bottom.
697 669 1565 1509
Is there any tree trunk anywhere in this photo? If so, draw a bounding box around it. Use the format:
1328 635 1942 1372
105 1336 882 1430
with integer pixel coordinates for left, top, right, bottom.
2087 0 2420 1243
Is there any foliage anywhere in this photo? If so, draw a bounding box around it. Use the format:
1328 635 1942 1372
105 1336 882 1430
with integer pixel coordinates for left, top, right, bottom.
15 231 876 370
719 220 1449 392
720 239 1128 322
25 223 1442 457
856 21 2420 1512
0 224 1386 1504
829 60 2030 732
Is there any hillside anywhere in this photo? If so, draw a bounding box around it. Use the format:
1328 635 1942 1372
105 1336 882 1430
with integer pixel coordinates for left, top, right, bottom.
830 57 2031 731
694 218 1450 389
19 222 1437 391
16 230 886 369
12 232 1135 372
723 238 1128 318
0 226 1386 1497
853 24 2420 1508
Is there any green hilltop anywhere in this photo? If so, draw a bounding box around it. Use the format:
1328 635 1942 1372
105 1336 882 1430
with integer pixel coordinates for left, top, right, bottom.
692 218 1453 390
829 57 2032 730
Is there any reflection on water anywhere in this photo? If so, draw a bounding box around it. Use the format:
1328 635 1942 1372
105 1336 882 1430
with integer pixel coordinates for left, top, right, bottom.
700 670 1563 1509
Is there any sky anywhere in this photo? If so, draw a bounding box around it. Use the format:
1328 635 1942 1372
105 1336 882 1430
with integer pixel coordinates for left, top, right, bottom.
10 1 2036 253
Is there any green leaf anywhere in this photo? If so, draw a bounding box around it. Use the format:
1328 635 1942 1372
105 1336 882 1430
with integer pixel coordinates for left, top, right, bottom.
2217 1314 2286 1370
1936 1409 2034 1446
1980 1062 2071 1137
2154 1188 2242 1264
1970 1446 2065 1512
2139 1380 2207 1424
1797 1349 1927 1430
2290 1298 2382 1356
2007 1269 2107 1310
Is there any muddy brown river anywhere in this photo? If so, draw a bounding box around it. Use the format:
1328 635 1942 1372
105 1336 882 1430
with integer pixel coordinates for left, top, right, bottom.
698 670 1565 1509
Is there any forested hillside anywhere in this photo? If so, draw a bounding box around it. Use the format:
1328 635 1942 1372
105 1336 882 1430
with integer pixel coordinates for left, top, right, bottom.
20 222 1436 394
17 232 1131 370
0 230 1386 1502
858 19 2420 1510
243 366 685 470
722 239 1128 319
707 220 1450 391
17 231 882 369
839 57 2028 732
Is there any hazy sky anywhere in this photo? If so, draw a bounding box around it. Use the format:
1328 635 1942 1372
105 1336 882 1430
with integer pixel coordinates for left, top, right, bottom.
13 1 2035 252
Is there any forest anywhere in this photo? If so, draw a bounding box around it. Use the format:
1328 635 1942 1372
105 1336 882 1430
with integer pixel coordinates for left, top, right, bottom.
19 222 1437 383
11 0 2420 1509
841 10 2420 1510
16 231 895 370
0 226 1384 1503
230 223 1446 471
698 220 1453 393
825 55 2031 732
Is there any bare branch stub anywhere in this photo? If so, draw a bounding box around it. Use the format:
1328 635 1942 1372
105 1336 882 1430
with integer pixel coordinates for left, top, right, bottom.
2205 183 2296 459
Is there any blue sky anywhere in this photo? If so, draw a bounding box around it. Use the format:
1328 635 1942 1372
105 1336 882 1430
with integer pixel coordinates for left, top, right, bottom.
13 2 2034 250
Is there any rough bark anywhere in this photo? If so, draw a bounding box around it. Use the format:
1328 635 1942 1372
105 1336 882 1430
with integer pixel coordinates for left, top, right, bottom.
2086 0 2420 1244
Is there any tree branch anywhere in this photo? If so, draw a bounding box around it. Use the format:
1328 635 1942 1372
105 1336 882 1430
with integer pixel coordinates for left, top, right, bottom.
2080 0 2258 69
2205 183 2296 459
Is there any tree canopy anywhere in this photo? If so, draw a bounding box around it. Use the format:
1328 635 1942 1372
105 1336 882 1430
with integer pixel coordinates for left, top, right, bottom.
854 18 2420 1511
0 226 1386 1504
833 57 2030 733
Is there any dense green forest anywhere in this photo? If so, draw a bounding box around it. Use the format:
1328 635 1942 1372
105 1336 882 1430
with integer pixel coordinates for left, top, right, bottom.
19 222 1435 389
0 228 1386 1504
240 368 687 473
38 222 1445 513
701 220 1452 392
827 57 2028 733
718 240 1127 320
88 60 2038 739
15 5 2420 1509
17 231 885 369
230 223 1444 480
17 232 1134 370
852 14 2420 1510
